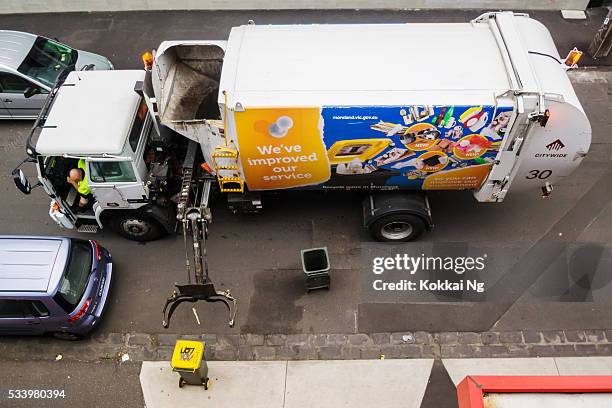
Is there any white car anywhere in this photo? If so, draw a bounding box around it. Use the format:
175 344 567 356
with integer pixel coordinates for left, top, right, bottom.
0 30 113 119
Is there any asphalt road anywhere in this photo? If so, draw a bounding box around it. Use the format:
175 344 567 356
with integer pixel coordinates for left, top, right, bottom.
0 360 143 408
0 8 610 408
0 9 610 339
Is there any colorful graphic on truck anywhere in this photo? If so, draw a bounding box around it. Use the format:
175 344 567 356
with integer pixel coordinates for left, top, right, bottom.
234 105 514 191
234 108 331 190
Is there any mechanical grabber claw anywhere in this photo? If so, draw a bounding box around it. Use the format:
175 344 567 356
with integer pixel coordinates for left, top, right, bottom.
162 282 237 328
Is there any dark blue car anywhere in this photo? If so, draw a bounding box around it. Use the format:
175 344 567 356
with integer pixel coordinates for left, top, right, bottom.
0 236 112 340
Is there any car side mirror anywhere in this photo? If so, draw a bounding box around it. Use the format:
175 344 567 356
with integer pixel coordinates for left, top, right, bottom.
24 86 41 99
12 168 32 195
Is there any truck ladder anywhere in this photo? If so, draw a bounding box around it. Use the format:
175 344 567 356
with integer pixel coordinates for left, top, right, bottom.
162 140 237 328
211 146 244 193
210 93 245 193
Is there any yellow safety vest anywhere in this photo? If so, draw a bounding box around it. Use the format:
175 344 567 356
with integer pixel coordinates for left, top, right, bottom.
77 159 91 195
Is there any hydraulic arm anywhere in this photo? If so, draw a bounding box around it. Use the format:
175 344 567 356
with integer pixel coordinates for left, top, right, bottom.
162 140 237 328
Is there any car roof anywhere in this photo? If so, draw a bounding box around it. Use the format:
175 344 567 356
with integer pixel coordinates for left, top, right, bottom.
0 236 70 294
0 30 36 70
36 70 145 156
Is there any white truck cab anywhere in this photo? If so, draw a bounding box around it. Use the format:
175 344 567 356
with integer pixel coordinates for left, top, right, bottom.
19 70 181 240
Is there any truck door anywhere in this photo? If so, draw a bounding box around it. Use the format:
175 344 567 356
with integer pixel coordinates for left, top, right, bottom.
88 161 147 208
473 93 538 202
37 156 78 228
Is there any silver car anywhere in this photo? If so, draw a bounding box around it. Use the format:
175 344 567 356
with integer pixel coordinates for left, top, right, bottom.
0 236 113 340
0 30 113 119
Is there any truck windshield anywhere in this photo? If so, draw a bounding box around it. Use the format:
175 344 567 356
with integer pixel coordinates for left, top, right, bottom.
17 37 77 88
53 240 92 313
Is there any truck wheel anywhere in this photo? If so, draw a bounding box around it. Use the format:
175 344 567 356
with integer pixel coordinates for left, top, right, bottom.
369 214 426 242
111 214 166 242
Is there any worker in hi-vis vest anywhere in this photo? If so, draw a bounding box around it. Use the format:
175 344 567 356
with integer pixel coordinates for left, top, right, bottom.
66 159 93 209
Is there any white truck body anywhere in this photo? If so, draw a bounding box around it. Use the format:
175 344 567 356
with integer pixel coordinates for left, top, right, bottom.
152 12 591 202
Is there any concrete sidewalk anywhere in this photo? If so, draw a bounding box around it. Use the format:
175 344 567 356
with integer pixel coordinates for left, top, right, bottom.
0 360 144 408
140 359 434 408
140 357 612 408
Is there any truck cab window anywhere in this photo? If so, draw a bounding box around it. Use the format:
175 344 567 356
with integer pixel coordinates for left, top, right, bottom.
90 161 137 183
129 98 148 152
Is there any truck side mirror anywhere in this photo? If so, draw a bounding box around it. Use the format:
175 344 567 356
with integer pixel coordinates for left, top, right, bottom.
12 168 32 195
24 86 41 99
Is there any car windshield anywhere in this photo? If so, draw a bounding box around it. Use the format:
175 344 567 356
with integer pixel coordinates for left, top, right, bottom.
17 36 78 88
53 240 92 313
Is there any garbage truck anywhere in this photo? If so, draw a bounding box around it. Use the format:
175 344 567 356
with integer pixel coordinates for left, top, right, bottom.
12 12 591 326
148 11 590 241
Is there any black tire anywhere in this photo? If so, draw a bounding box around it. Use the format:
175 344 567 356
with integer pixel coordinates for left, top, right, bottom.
51 332 84 341
369 213 426 242
178 378 185 388
110 213 166 242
